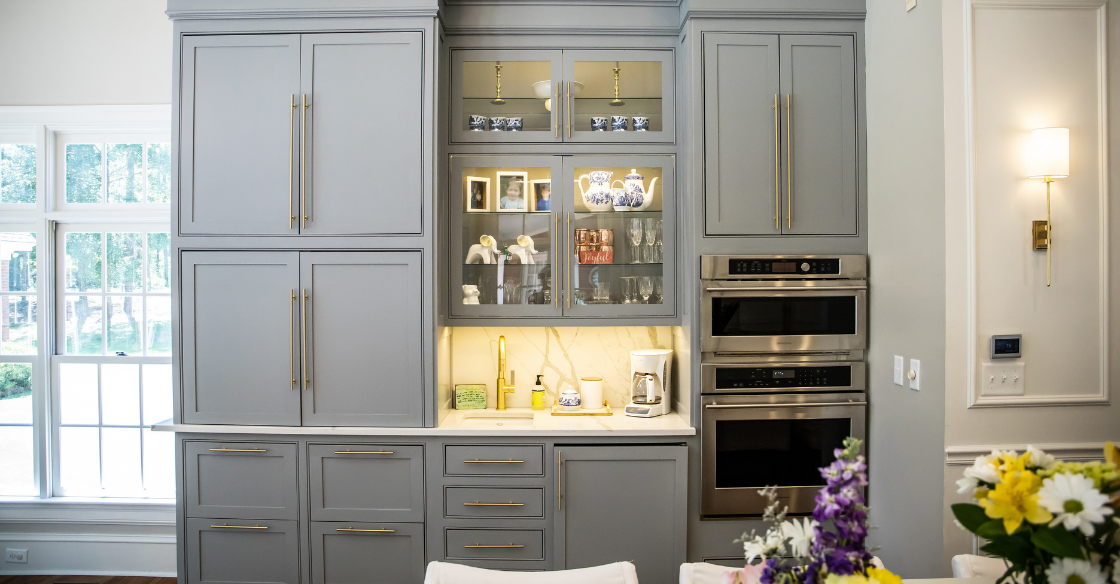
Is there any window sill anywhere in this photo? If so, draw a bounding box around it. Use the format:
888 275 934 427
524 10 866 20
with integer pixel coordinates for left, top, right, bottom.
0 497 175 526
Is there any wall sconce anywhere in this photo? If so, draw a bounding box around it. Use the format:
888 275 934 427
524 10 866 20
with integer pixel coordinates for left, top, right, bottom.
1028 127 1069 287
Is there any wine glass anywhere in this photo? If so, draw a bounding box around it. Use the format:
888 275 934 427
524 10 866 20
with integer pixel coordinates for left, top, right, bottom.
653 219 664 263
643 218 657 263
653 276 663 304
638 276 653 304
627 219 643 264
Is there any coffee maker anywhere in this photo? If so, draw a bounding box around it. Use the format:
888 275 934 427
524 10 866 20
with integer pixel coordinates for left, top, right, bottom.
626 349 673 417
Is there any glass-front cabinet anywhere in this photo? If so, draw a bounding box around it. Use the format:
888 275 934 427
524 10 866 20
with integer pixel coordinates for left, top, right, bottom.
450 155 674 320
451 50 674 144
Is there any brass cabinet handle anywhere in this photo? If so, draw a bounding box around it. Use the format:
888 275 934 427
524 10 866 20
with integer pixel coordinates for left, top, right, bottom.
464 501 524 507
209 448 267 453
336 527 395 533
566 82 572 138
566 213 572 308
301 289 310 389
555 81 561 138
773 94 780 231
465 543 524 549
557 450 562 510
301 93 309 229
289 289 296 390
289 94 296 229
334 450 394 455
211 523 267 530
785 94 792 229
554 213 560 307
463 459 524 464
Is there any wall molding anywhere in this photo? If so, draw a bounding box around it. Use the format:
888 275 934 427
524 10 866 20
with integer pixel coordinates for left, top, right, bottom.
946 442 1110 465
962 0 1111 409
680 8 866 21
166 8 440 20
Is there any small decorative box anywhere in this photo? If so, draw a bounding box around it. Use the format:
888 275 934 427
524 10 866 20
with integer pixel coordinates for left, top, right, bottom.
454 384 487 410
579 248 613 265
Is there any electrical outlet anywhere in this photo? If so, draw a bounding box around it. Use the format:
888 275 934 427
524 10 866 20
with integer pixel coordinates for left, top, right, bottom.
908 359 921 391
5 548 27 563
981 363 1025 396
893 356 904 386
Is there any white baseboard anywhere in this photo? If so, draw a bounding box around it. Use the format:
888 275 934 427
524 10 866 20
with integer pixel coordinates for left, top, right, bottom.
0 532 176 576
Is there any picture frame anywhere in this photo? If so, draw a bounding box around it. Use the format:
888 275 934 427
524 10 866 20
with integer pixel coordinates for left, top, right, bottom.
465 176 490 212
496 171 530 212
529 179 552 212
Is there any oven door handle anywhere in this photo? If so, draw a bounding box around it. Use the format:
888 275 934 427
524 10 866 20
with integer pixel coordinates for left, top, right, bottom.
704 402 866 409
704 286 866 292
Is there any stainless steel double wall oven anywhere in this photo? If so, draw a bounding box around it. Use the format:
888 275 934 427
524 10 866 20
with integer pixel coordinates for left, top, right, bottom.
700 256 867 517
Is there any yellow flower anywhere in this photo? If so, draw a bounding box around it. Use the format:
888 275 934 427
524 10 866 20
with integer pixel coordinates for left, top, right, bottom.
824 574 870 584
1106 441 1120 468
999 452 1031 480
980 469 1053 533
868 567 903 584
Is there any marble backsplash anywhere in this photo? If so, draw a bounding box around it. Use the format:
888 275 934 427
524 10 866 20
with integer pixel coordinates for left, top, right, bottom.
449 326 675 409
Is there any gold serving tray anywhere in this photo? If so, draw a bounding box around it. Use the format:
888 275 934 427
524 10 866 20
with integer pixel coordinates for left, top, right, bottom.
551 401 613 416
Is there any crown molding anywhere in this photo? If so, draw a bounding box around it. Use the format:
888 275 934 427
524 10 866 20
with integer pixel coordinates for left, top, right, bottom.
681 8 866 21
442 25 680 35
166 7 440 20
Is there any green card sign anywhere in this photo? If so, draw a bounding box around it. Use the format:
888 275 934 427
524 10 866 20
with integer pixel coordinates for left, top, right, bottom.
454 384 487 410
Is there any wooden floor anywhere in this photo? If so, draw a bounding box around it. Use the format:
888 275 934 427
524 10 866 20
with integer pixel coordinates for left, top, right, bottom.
0 577 176 584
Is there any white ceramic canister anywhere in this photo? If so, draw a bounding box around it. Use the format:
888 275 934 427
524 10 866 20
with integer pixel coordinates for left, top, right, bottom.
579 377 604 409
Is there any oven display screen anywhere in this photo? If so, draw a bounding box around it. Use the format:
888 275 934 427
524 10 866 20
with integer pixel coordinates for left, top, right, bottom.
715 366 852 389
771 369 795 378
771 261 797 273
715 419 851 489
711 297 857 337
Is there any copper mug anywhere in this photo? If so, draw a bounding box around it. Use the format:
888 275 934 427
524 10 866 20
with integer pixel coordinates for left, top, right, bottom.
597 229 614 245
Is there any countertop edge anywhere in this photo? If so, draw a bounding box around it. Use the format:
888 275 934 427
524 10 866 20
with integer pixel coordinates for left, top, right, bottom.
150 423 696 437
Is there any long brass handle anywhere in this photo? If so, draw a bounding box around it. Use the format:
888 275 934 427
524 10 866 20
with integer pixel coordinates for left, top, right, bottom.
335 450 394 455
465 544 524 549
301 93 309 229
557 450 562 510
209 448 268 453
289 289 296 390
290 94 296 229
773 94 780 231
554 213 560 307
566 82 572 138
301 289 310 389
464 459 524 464
464 502 524 507
704 401 867 409
555 81 561 138
704 286 867 292
336 527 395 533
566 213 572 308
211 523 267 530
785 94 792 229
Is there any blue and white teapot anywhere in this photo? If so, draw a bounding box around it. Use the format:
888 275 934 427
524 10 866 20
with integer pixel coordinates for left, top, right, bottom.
576 170 614 212
624 169 658 212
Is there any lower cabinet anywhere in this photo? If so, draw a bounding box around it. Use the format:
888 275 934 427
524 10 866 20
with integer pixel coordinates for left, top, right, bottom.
311 522 425 584
186 518 301 584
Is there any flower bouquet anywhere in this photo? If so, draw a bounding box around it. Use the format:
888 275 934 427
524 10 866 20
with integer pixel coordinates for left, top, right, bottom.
725 438 901 584
952 443 1120 584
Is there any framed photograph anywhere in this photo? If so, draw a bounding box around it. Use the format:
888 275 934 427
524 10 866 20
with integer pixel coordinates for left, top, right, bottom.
496 171 530 212
529 179 552 212
465 176 490 212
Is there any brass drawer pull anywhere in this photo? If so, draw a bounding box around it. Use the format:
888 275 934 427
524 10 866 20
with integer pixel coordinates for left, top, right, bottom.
463 459 524 464
336 527 395 533
289 94 296 229
464 501 523 507
465 543 524 549
211 523 267 530
209 448 267 453
335 450 394 455
773 93 780 231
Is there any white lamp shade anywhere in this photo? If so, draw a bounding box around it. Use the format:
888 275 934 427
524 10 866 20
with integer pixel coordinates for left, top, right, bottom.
1028 127 1070 178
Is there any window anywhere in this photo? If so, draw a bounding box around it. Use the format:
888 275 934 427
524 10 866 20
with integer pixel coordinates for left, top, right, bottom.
0 107 172 501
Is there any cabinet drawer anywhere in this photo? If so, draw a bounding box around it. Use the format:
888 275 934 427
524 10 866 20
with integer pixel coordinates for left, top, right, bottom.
444 445 544 476
445 487 545 519
445 528 545 561
310 522 425 584
185 518 300 584
185 441 298 520
309 444 424 522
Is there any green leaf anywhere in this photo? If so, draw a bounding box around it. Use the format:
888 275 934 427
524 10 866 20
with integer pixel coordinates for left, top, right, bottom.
981 534 1035 565
1031 526 1085 559
953 503 991 533
977 519 1009 539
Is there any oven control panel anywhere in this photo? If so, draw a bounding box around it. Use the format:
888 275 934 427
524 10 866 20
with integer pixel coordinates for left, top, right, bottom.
715 366 853 389
728 258 841 276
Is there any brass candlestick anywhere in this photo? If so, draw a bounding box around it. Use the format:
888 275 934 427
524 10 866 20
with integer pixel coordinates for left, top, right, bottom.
491 62 505 105
609 66 625 106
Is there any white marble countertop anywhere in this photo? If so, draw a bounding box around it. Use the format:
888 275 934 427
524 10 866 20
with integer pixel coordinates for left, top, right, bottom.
151 408 695 437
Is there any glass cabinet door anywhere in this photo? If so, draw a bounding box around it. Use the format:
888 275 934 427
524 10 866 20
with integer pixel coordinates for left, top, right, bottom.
562 50 674 143
451 50 564 143
451 156 563 318
562 156 674 317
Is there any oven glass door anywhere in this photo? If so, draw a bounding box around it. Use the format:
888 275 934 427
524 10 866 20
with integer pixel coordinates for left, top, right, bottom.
701 287 866 353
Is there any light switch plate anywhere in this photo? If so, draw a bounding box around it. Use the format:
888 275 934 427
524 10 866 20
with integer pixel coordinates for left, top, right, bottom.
906 0 917 11
893 356 904 386
908 359 921 390
981 362 1025 396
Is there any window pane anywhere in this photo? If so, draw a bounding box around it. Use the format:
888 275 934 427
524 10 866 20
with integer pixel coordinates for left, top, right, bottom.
101 427 141 492
146 232 170 291
146 296 171 355
0 363 32 424
60 426 100 493
2 295 37 355
60 363 99 425
107 144 143 203
106 296 141 355
142 364 172 425
0 144 36 204
66 232 102 292
143 428 174 496
107 232 142 292
0 426 35 495
66 144 102 203
65 296 103 354
2 232 36 292
146 143 171 203
101 363 139 426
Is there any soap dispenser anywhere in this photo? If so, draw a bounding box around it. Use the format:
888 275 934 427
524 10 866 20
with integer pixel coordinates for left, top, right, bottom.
532 375 545 410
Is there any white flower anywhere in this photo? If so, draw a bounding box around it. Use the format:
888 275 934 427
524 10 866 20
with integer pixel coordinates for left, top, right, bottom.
781 517 818 558
959 451 1003 494
1038 472 1115 536
1046 558 1107 584
743 531 783 563
1027 445 1058 470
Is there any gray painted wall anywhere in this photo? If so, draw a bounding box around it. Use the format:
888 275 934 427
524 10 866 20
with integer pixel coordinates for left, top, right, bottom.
863 0 946 578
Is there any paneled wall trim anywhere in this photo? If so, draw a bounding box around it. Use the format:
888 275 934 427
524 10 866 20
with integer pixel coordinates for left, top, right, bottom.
946 442 1109 465
962 0 1110 408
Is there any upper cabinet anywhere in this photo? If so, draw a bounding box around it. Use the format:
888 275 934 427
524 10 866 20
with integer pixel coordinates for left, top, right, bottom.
451 49 674 144
180 32 424 236
704 33 857 236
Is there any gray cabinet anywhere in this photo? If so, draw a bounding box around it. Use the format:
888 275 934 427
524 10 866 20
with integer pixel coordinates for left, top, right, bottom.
704 33 857 236
310 522 425 584
444 444 545 476
181 251 302 426
309 444 425 522
186 518 301 584
554 445 687 584
185 441 300 520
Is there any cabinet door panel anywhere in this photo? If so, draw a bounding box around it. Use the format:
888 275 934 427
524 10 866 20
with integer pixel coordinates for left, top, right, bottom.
780 35 858 235
301 33 424 235
181 252 301 426
309 444 425 522
311 522 425 584
703 34 780 235
180 35 300 235
554 445 687 584
300 252 423 426
186 518 300 584
185 441 299 520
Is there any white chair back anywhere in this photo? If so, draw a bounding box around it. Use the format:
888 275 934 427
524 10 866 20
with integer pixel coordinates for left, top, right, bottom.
951 554 1012 584
424 561 639 584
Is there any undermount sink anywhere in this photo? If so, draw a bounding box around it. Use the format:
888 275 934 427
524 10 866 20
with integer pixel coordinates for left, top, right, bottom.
457 411 536 428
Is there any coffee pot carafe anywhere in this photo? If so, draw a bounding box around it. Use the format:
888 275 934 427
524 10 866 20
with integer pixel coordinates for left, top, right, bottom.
626 349 672 418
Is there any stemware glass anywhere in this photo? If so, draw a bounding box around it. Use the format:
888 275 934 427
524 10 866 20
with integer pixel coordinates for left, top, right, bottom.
643 218 658 264
638 276 653 304
620 276 635 304
627 219 644 264
653 219 664 263
653 276 663 304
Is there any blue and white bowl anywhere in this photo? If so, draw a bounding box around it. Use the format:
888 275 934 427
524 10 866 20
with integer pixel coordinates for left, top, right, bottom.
558 389 582 411
488 117 506 131
506 117 523 132
591 117 608 132
611 116 628 131
468 115 486 131
632 117 649 131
